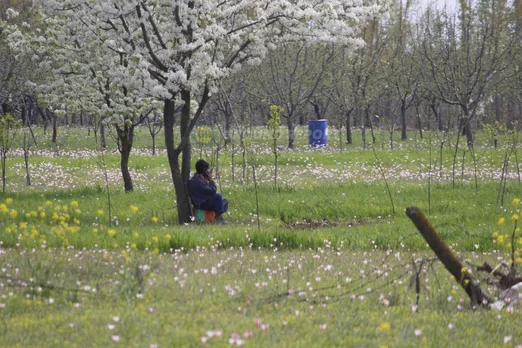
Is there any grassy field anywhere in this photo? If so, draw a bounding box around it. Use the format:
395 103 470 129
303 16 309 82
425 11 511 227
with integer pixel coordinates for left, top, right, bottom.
0 125 521 346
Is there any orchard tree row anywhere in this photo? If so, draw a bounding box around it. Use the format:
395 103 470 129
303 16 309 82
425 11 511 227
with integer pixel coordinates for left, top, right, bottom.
0 0 521 223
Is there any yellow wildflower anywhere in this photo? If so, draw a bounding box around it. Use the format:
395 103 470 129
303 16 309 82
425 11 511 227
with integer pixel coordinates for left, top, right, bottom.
151 216 159 223
378 322 391 333
40 212 46 219
516 258 522 265
108 229 117 237
0 204 8 213
493 232 499 238
130 205 139 213
152 236 159 243
70 200 79 208
513 198 521 206
9 210 17 218
97 209 104 216
19 222 27 229
512 214 519 221
498 217 506 225
133 231 139 237
166 234 172 240
131 243 137 249
5 198 13 205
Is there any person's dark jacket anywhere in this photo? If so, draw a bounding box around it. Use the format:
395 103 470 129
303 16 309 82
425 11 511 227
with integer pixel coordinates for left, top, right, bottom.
188 173 217 207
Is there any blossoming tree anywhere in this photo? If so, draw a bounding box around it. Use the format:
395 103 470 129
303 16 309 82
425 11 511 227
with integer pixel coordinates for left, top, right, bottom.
9 0 383 223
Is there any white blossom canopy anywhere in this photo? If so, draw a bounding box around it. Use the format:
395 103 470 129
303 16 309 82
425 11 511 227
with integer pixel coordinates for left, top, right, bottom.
7 0 384 117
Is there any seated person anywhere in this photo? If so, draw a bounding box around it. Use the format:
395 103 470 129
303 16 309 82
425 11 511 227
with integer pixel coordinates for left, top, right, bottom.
188 159 228 222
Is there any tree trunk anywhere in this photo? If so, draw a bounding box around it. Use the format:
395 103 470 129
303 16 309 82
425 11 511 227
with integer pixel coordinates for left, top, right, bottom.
462 111 474 146
164 97 192 224
24 134 31 186
52 112 58 143
401 100 407 141
100 122 107 150
345 109 353 144
151 133 156 156
416 106 423 140
299 113 306 126
1 153 6 193
287 118 295 149
117 125 134 192
21 106 27 126
429 98 440 130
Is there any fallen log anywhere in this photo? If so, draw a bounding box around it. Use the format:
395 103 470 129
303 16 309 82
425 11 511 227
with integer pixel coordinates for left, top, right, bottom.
406 207 490 306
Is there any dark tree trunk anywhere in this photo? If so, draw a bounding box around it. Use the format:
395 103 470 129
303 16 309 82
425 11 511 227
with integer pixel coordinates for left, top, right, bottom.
151 133 156 156
117 124 134 192
345 109 353 144
1 153 6 193
165 96 192 225
311 101 321 120
462 110 474 146
51 112 57 143
430 98 442 131
494 96 503 122
416 106 423 140
400 100 407 141
299 113 306 126
287 118 295 149
21 106 27 126
100 122 107 149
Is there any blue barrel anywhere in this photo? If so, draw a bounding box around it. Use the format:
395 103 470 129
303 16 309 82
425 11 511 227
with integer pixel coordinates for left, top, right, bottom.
308 119 328 147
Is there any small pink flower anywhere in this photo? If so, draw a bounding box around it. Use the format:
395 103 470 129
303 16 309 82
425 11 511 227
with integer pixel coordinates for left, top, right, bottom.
111 335 120 343
243 331 253 339
261 324 269 331
319 324 327 331
414 329 422 337
255 318 262 329
504 336 512 344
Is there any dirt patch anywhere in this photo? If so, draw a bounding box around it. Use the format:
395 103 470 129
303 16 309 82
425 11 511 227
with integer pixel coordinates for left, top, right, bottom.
285 219 362 230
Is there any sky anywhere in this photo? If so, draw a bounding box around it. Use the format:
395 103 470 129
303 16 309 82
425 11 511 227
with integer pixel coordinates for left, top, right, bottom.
417 0 459 14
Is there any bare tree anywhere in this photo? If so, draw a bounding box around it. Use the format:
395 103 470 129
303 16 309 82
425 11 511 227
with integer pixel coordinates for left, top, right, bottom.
420 3 517 146
248 42 334 149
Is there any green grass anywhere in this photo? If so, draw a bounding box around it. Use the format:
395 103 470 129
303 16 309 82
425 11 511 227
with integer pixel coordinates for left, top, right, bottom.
0 248 520 347
0 126 521 346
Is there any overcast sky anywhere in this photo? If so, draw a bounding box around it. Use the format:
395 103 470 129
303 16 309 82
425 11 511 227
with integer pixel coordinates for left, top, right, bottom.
417 0 459 13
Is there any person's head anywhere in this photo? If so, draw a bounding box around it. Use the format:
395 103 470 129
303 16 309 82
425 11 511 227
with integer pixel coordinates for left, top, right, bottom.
195 159 210 174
